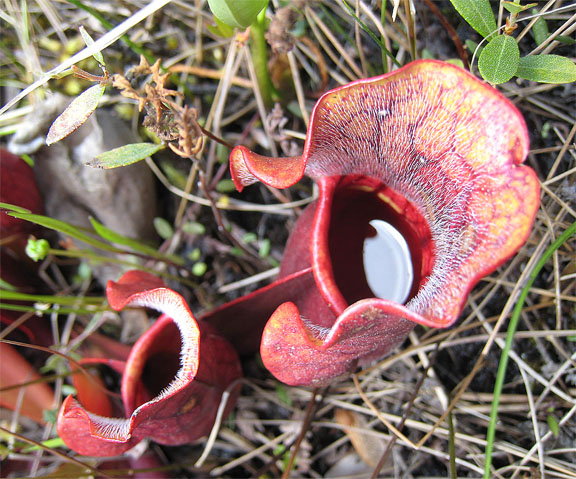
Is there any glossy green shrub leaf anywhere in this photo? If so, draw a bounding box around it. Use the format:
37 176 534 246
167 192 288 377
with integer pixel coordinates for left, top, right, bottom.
449 0 497 39
46 84 105 145
531 9 549 46
502 2 536 15
556 35 575 45
478 35 519 84
517 55 576 83
87 142 163 169
207 0 268 28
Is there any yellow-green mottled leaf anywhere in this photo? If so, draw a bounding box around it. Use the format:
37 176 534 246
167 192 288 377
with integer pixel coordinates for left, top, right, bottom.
46 84 105 145
517 55 576 83
478 35 519 84
87 142 164 169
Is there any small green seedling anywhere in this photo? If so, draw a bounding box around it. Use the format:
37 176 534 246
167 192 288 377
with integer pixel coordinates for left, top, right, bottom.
25 238 50 262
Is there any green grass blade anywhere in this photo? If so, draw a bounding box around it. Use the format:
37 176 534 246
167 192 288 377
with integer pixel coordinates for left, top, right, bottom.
0 303 109 314
0 290 105 305
483 221 576 479
447 398 457 479
7 211 125 254
89 217 184 265
340 0 400 68
380 0 388 72
66 0 154 62
0 202 32 214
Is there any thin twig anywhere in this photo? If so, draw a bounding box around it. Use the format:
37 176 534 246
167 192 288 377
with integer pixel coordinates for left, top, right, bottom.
282 388 324 479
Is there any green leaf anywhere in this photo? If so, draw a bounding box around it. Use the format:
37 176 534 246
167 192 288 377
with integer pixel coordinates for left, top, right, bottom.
556 35 576 45
478 35 519 84
531 9 549 46
216 178 237 193
79 25 105 66
46 84 105 145
258 238 271 258
242 232 258 243
207 16 236 38
449 0 498 39
154 217 174 240
275 383 292 407
207 0 268 29
182 221 206 235
192 262 207 277
87 142 164 169
187 248 202 262
517 55 576 83
547 414 559 437
502 2 537 15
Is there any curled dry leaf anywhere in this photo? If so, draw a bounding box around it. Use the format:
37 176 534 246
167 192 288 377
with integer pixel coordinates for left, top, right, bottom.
334 408 385 467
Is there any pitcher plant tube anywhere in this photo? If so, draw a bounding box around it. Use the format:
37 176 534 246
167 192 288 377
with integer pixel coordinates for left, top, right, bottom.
207 60 540 386
57 270 242 456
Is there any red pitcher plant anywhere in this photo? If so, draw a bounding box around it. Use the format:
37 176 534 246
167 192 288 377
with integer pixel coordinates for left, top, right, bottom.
204 60 540 386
